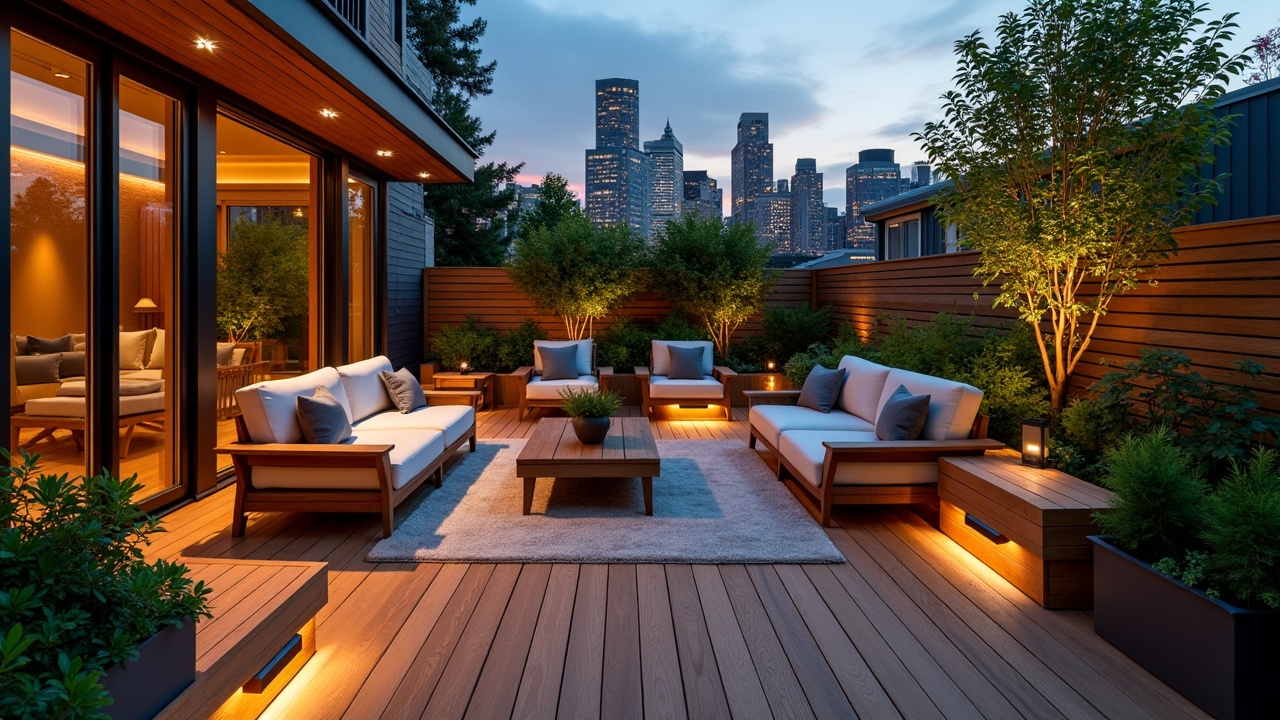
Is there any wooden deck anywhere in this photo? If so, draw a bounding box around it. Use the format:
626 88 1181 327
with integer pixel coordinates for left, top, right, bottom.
154 407 1206 720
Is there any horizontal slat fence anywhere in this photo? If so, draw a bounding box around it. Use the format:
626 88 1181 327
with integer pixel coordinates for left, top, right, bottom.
423 216 1280 413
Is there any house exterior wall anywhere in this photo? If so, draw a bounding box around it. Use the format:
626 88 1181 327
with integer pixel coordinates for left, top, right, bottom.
386 181 429 369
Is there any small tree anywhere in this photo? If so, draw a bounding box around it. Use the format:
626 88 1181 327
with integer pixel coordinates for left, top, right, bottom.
216 215 309 343
649 215 776 359
507 214 646 340
917 0 1248 409
1246 19 1279 84
518 172 580 239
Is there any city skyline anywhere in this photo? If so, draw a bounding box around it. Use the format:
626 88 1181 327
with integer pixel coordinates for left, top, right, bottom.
467 0 1274 215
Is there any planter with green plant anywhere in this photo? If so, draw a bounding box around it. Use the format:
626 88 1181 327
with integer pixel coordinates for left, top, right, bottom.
1 452 212 720
559 387 623 444
1089 430 1280 720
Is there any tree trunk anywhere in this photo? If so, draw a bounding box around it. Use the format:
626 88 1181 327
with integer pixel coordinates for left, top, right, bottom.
1050 377 1070 411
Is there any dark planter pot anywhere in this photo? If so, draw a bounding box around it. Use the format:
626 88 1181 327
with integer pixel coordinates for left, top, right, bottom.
1091 536 1280 720
103 620 196 720
571 416 611 444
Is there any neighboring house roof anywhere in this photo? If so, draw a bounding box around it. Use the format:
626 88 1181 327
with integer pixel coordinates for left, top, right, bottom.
790 250 877 269
862 182 951 221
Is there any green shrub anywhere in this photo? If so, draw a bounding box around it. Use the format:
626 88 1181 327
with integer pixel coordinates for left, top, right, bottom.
1052 396 1132 483
0 452 212 720
759 303 833 368
1096 429 1206 562
494 319 547 373
432 316 498 371
596 317 654 372
1202 449 1280 609
963 360 1050 446
653 314 708 343
876 313 982 379
783 343 835 387
559 387 623 417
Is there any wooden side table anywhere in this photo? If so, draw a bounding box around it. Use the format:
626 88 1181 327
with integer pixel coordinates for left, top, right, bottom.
432 371 494 410
938 455 1114 609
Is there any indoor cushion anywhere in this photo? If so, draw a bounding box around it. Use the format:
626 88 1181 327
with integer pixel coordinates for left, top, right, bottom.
778 430 939 488
837 356 892 422
145 329 165 370
231 347 247 366
666 345 706 380
797 365 846 413
337 356 395 422
296 386 352 444
59 351 85 379
533 340 593 376
15 354 61 385
875 368 983 441
379 367 427 414
14 335 29 356
875 384 931 441
27 334 72 355
251 428 446 491
56 378 162 397
648 376 724 399
651 340 713 376
216 342 236 366
538 344 581 381
525 375 597 400
236 367 352 444
26 391 165 418
749 404 874 448
353 404 475 446
119 330 154 371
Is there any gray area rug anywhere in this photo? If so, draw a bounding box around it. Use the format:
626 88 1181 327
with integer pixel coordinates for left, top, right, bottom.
367 439 845 563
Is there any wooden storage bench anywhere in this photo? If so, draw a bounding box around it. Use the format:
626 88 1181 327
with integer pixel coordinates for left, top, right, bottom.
938 455 1113 609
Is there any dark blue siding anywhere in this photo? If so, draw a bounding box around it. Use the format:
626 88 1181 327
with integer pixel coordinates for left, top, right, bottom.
385 182 427 370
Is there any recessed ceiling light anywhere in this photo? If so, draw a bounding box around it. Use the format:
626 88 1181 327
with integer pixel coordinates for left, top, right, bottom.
418 172 430 179
376 149 393 157
196 38 217 51
320 108 339 119
218 150 226 154
53 70 71 79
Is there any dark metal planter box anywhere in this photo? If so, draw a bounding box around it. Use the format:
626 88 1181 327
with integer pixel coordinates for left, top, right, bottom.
102 620 195 720
1090 536 1280 720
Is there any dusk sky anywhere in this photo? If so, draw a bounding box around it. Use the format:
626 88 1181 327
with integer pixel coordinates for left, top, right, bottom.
466 1 1276 214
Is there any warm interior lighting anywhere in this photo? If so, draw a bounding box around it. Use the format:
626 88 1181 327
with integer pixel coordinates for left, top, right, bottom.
195 37 217 51
133 297 159 313
376 149 393 157
292 207 305 218
320 108 339 119
53 70 70 79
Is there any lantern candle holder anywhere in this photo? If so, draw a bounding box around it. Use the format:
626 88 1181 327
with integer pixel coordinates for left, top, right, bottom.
1021 418 1049 468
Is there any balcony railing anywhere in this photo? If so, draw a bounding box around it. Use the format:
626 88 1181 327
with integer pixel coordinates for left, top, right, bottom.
401 45 437 105
322 0 366 34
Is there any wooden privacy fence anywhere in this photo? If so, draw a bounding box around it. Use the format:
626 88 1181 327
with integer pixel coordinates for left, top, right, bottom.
423 216 1280 412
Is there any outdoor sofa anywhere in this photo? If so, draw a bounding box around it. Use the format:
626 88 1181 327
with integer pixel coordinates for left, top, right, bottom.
749 355 1003 525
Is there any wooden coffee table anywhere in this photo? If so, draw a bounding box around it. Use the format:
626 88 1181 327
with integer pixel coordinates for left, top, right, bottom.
516 417 661 515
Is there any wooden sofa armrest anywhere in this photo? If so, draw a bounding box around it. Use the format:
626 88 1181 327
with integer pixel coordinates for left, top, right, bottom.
634 366 650 379
743 389 801 409
511 366 534 384
596 366 614 392
215 442 395 462
822 438 1005 462
712 366 737 382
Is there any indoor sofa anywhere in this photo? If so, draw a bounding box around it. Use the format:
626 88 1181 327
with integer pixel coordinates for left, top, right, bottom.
749 355 1003 525
221 356 476 537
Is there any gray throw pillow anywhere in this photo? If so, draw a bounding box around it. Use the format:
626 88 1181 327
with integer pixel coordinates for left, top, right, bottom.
15 336 29 356
216 342 235 366
296 386 352 444
666 345 706 380
876 385 931 441
15 354 62 385
796 364 846 413
380 368 427 414
27 334 72 355
59 351 86 379
539 344 580 381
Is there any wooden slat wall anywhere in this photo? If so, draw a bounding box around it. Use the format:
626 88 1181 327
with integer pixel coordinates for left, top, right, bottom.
424 269 812 342
816 215 1280 412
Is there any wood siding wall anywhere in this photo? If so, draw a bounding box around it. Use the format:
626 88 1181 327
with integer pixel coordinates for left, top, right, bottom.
385 182 428 370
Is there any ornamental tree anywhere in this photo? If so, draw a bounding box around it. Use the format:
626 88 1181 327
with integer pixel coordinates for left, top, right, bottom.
649 214 777 360
916 0 1248 409
507 214 647 340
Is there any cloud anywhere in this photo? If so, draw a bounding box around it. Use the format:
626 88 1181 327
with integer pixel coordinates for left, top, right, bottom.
469 0 822 195
855 0 998 63
873 115 932 140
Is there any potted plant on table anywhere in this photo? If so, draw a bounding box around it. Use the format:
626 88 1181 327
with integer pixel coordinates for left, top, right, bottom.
560 387 622 445
0 451 211 720
1089 430 1280 720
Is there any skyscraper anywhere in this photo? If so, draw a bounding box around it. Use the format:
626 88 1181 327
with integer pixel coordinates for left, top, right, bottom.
790 158 825 254
845 149 902 249
754 181 792 250
586 78 652 237
910 160 932 188
823 206 845 251
683 170 722 221
644 119 684 238
730 112 773 234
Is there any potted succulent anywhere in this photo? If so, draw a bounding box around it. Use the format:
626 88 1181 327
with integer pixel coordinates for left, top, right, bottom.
560 387 622 444
1089 430 1280 720
0 451 212 720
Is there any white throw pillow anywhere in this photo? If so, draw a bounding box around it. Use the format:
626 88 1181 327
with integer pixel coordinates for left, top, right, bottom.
119 330 152 371
231 347 247 366
216 342 235 366
146 328 166 370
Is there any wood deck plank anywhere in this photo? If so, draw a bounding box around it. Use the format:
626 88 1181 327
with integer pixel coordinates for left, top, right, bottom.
690 564 772 720
558 564 608 720
602 565 644 720
636 565 688 720
511 565 580 719
719 565 816 720
462 563 553 720
665 565 732 719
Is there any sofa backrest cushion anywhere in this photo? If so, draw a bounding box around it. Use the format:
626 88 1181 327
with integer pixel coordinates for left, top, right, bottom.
27 334 72 355
836 356 892 422
236 367 351 444
16 353 61 385
875 368 984 441
652 340 713 377
534 340 593 377
338 356 395 422
119 330 154 371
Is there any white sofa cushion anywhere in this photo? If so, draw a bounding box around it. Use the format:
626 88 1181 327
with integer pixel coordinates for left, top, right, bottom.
778 430 940 488
875 369 983 441
337 356 395 423
651 340 713 376
534 340 593 377
353 405 475 446
25 391 165 418
251 428 445 491
837 356 892 423
649 375 723 399
749 404 874 448
525 374 597 400
236 367 352 444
